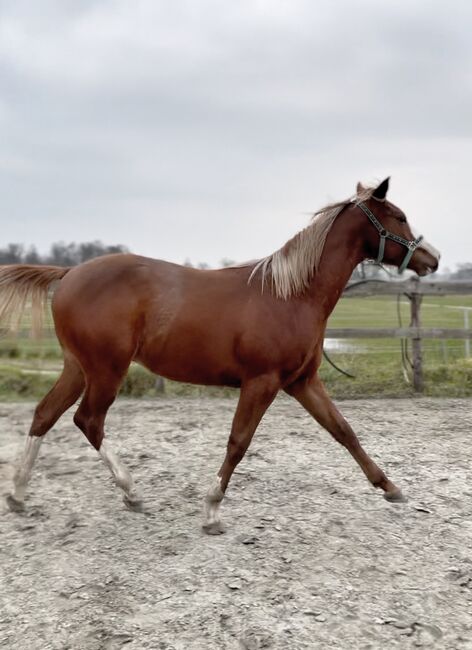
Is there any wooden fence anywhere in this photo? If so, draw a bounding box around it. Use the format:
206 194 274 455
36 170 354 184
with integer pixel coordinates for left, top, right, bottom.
325 278 472 392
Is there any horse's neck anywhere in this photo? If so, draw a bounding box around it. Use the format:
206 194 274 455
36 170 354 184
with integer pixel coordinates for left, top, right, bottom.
306 212 365 319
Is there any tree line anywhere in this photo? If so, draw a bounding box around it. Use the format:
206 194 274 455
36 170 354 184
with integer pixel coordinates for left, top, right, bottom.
0 242 128 266
0 242 468 279
0 242 237 270
446 263 472 280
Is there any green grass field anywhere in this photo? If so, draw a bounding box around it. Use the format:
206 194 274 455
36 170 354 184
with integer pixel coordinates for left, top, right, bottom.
321 293 472 397
0 293 471 399
327 293 472 360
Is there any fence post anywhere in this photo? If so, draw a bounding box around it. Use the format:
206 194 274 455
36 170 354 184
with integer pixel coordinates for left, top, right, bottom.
155 375 165 393
409 279 424 392
463 309 471 357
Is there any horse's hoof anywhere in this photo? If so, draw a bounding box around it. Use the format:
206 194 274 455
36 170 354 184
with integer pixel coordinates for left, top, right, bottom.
123 495 144 512
5 494 25 513
384 489 407 503
202 521 226 535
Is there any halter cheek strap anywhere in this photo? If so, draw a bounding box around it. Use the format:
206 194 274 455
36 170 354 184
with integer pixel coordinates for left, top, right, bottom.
354 200 424 274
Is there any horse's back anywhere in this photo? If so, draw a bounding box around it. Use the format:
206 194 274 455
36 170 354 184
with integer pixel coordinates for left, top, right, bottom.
50 253 316 386
50 254 255 381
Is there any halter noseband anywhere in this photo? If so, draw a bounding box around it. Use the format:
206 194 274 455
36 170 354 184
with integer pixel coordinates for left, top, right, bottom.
354 200 424 274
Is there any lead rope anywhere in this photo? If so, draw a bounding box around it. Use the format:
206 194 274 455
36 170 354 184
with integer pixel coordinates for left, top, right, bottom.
322 277 387 379
322 348 355 378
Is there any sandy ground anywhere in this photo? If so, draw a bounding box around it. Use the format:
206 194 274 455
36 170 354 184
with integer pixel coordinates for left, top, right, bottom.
0 396 471 650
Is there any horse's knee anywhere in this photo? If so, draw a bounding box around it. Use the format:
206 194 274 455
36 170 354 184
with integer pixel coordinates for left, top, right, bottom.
29 407 50 437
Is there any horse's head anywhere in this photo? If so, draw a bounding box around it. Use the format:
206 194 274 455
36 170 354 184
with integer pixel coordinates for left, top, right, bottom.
355 178 440 276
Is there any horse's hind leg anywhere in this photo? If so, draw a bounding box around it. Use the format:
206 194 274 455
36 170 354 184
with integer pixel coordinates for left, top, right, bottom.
6 353 85 511
286 375 404 502
73 371 142 510
202 374 279 534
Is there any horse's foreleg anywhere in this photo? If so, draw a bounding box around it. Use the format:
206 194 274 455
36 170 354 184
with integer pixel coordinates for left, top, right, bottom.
73 375 142 511
286 375 405 502
202 374 279 534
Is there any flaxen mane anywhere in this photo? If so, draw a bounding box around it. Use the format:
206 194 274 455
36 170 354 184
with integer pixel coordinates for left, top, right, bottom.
249 186 376 299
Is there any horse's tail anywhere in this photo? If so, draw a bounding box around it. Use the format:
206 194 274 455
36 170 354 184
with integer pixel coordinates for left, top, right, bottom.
0 265 71 337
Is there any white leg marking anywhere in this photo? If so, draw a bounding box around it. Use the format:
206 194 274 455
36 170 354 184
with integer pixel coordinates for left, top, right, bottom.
99 439 142 505
11 435 43 503
202 475 224 532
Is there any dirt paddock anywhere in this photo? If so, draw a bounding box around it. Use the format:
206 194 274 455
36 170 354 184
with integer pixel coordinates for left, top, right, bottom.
0 396 471 649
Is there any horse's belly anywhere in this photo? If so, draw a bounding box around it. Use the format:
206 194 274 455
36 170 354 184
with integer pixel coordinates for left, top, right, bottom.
137 336 242 387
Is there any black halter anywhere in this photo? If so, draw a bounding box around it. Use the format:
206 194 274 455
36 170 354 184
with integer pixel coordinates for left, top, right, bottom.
354 200 424 274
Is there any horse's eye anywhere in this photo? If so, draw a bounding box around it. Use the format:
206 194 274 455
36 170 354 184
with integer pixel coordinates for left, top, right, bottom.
399 216 407 224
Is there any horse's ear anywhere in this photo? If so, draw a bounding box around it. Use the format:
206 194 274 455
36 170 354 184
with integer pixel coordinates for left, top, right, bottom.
356 182 366 195
372 177 390 201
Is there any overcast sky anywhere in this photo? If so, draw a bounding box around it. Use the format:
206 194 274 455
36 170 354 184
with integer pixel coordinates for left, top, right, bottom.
0 0 471 270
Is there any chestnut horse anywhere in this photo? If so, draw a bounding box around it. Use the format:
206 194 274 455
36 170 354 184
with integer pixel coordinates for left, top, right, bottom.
2 178 439 533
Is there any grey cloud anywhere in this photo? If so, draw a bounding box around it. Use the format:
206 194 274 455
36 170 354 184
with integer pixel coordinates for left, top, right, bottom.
0 0 470 267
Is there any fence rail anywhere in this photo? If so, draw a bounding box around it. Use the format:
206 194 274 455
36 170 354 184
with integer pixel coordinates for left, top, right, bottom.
337 278 472 297
327 327 472 339
325 278 472 392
